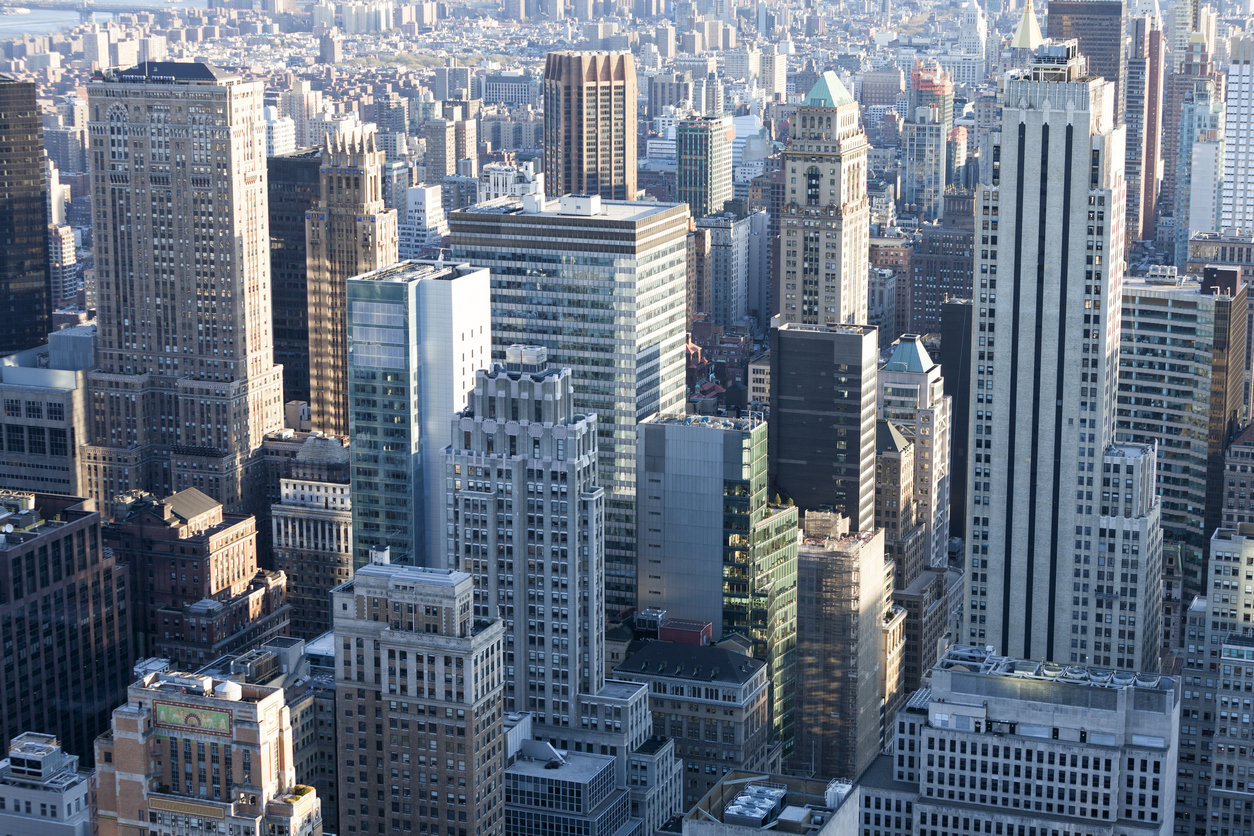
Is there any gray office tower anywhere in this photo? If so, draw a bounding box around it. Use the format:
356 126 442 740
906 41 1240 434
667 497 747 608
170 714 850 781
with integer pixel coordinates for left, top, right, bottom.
449 194 690 614
768 322 878 530
965 42 1163 668
0 76 49 354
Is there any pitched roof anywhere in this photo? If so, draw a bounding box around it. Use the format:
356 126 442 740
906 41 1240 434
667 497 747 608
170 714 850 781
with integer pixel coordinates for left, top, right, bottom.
882 334 936 374
802 71 854 108
164 488 221 522
116 62 235 82
616 641 764 685
1011 0 1044 51
877 419 911 455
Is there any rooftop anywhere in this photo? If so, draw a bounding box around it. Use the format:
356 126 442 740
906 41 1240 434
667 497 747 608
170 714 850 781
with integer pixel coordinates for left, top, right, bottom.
877 420 911 455
109 61 238 84
801 70 854 108
349 259 481 285
641 413 762 431
935 645 1172 691
508 748 614 783
881 334 936 374
616 642 764 685
454 195 684 223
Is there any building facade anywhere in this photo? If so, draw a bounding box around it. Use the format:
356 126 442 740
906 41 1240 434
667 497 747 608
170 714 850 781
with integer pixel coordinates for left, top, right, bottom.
449 195 690 614
542 52 637 201
777 72 870 325
94 670 323 836
0 733 93 836
82 63 284 515
346 260 491 566
268 149 322 405
307 126 399 438
331 563 506 836
675 115 734 220
0 76 49 355
1222 37 1254 231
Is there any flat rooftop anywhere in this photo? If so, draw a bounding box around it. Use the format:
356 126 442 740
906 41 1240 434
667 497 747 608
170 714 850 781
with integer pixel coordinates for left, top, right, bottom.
642 413 762 431
349 260 481 285
508 750 614 782
936 645 1172 691
455 195 682 224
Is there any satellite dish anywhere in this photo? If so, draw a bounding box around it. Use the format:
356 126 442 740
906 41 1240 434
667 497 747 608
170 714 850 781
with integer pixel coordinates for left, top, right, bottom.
2 525 12 533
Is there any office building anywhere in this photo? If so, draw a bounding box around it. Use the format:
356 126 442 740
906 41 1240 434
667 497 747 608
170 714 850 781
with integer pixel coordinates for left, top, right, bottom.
883 644 1179 836
0 76 49 355
635 413 800 754
1161 35 1223 218
0 733 93 836
694 210 750 328
1118 271 1246 612
47 224 77 309
82 63 284 515
777 72 870 325
964 43 1168 663
104 488 290 666
1126 16 1165 241
901 109 947 221
444 345 606 721
1173 77 1225 267
1047 0 1129 124
877 421 927 587
423 117 477 183
269 149 322 405
271 435 353 638
907 191 976 335
893 563 949 692
331 563 505 836
683 772 858 836
768 323 878 528
879 335 953 570
615 643 776 808
543 52 637 200
398 184 449 259
676 115 734 220
794 521 904 781
346 260 490 566
0 325 93 496
1222 37 1254 231
307 126 399 438
0 492 132 763
265 107 297 158
505 739 642 836
449 195 689 613
94 670 324 836
1176 525 1254 834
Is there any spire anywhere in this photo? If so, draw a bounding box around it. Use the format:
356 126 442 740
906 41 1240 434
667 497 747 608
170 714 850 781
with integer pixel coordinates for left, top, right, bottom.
1011 0 1043 50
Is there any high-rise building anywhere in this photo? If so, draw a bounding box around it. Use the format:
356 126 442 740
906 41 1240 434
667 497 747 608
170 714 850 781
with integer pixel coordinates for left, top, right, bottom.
1047 0 1129 124
346 261 489 566
777 72 870 325
965 43 1165 664
94 669 324 836
675 114 734 219
1173 77 1225 267
82 63 284 514
398 184 449 259
307 126 399 438
268 149 322 405
1160 35 1223 217
907 190 975 334
449 195 690 614
270 435 352 638
635 413 800 755
331 562 505 836
694 209 750 327
0 492 133 764
768 323 878 528
879 335 953 570
901 107 947 220
1117 269 1246 622
504 736 642 836
104 488 291 666
0 75 50 355
0 733 93 836
543 52 637 200
876 420 927 587
878 644 1180 836
47 224 78 308
0 325 94 497
1177 526 1254 833
1221 37 1254 231
793 518 904 781
444 345 606 721
1125 15 1165 241
940 299 973 539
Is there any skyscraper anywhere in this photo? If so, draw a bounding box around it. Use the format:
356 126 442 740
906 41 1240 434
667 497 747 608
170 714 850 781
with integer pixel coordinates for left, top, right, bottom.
965 42 1164 664
1160 35 1223 217
445 346 606 722
82 63 284 514
268 149 322 405
635 413 799 755
0 75 49 355
449 194 690 614
332 563 505 836
675 114 734 219
768 323 878 529
1125 15 1165 241
307 126 399 437
543 51 637 200
1173 77 1225 267
1047 0 1129 124
777 72 870 325
901 107 947 220
1221 36 1254 231
345 260 491 566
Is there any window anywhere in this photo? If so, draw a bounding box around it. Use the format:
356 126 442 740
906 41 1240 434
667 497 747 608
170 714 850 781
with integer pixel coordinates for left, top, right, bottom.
5 425 23 454
25 401 42 419
47 403 64 422
48 428 67 458
3 399 18 418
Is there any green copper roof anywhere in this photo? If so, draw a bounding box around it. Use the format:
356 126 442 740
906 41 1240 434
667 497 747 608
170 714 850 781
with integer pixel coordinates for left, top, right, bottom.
802 71 854 107
882 334 935 374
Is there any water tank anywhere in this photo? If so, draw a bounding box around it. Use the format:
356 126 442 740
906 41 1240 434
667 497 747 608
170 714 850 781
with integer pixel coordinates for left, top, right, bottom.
215 680 243 701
